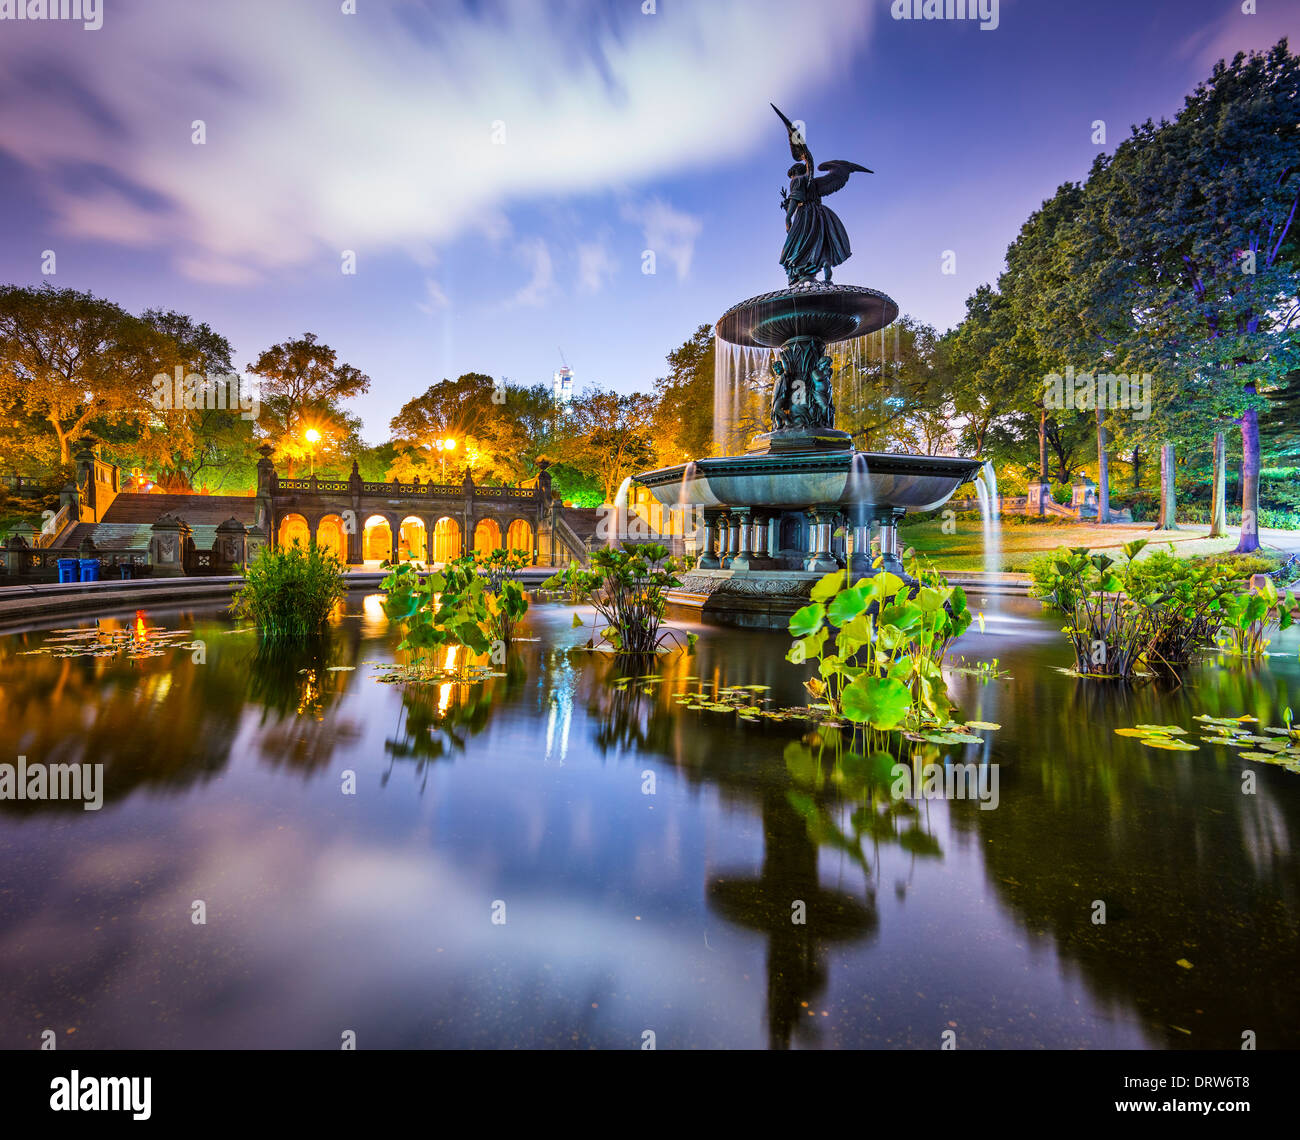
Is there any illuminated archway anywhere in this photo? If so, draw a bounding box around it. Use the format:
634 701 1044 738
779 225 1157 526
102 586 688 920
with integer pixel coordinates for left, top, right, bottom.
505 518 533 556
363 515 392 562
316 514 346 559
397 516 427 563
432 517 461 562
473 518 502 554
278 513 310 550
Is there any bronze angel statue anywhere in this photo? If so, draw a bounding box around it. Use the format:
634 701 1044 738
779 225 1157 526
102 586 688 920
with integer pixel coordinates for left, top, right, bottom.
771 105 871 285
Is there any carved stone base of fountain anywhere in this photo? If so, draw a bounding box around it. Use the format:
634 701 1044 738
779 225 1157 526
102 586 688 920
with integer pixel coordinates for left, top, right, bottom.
669 568 824 630
746 427 854 455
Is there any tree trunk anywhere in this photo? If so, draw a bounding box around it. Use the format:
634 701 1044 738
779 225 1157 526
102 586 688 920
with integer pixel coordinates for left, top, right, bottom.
1235 402 1261 554
1132 446 1141 491
1209 431 1226 538
1156 443 1178 530
1096 409 1111 524
1038 407 1048 483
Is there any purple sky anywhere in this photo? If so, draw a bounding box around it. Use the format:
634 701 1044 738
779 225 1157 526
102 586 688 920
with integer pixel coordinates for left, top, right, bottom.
0 0 1291 439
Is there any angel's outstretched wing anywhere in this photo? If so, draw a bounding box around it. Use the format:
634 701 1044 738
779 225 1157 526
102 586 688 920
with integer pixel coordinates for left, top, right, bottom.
771 103 811 166
813 160 872 197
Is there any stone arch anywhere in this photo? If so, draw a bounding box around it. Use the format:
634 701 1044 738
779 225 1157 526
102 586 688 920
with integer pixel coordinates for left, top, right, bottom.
363 514 392 562
316 514 346 559
397 516 427 563
278 513 311 550
432 516 461 562
473 517 502 554
505 518 533 556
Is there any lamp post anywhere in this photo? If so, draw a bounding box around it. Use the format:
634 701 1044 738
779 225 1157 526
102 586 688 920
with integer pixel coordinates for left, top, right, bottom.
305 427 322 476
434 437 457 481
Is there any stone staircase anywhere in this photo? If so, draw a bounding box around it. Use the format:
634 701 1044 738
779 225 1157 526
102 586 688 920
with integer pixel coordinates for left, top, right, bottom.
52 492 257 551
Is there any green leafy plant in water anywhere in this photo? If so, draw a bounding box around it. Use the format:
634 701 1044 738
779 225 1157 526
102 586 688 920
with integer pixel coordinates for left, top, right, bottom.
785 565 973 736
1039 540 1295 676
380 548 529 681
542 542 694 656
1215 574 1294 658
230 540 347 640
474 547 531 649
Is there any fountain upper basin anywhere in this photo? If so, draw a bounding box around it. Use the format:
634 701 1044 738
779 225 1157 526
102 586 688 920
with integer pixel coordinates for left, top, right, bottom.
637 451 985 514
716 281 899 348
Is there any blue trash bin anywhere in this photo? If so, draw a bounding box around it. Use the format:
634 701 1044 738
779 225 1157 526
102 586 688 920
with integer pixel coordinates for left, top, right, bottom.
57 558 78 583
79 558 100 583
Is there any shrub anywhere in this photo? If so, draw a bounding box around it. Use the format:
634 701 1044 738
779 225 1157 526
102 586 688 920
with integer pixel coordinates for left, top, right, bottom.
231 541 347 639
1176 504 1300 530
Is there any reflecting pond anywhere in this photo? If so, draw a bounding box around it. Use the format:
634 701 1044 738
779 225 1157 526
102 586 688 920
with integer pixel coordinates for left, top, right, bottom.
0 592 1297 1049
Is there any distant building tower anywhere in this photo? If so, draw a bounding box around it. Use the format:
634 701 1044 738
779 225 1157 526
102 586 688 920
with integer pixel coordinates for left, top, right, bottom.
553 366 574 405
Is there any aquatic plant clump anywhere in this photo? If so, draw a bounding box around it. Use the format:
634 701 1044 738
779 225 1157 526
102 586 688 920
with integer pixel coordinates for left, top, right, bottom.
231 541 347 640
544 543 693 656
380 549 529 680
784 564 975 736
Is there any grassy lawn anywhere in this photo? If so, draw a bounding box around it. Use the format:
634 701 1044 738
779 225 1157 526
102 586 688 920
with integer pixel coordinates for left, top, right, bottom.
900 518 1300 573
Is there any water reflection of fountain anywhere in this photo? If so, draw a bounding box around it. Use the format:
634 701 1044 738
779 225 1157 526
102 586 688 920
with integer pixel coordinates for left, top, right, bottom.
708 785 877 1049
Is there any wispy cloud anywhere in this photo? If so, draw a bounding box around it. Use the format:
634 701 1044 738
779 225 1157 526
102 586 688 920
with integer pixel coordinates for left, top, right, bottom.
511 238 554 307
416 275 449 314
620 197 704 281
0 0 873 283
576 240 617 293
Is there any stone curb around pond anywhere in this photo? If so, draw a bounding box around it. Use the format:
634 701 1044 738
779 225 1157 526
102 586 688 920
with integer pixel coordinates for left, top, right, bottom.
0 567 570 630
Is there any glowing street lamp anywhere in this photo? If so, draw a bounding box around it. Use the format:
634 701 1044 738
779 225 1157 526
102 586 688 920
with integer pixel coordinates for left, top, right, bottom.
434 436 457 481
304 427 322 476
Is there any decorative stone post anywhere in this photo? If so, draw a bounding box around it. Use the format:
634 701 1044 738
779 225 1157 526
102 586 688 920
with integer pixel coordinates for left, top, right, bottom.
246 523 268 561
767 516 780 563
346 458 364 564
149 514 192 577
1 526 33 579
215 517 248 570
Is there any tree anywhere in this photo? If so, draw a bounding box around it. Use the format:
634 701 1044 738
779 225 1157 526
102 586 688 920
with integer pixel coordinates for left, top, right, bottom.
1095 40 1300 550
0 284 174 464
247 333 371 477
389 372 507 481
559 389 657 504
653 324 715 464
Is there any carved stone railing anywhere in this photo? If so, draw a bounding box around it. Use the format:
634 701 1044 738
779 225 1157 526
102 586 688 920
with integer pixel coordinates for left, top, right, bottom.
34 504 71 548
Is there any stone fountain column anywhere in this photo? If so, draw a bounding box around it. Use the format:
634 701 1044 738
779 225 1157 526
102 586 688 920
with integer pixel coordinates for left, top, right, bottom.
699 510 722 570
805 509 838 574
720 512 735 568
730 508 755 571
875 511 906 576
848 504 872 577
767 516 780 563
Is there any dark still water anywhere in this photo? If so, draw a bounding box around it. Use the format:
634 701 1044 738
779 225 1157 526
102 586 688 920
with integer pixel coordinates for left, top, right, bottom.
0 592 1297 1050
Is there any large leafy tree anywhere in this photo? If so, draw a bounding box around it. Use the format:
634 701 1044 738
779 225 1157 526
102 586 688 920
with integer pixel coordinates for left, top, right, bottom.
247 332 371 477
0 284 175 465
559 388 657 504
1090 40 1300 549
